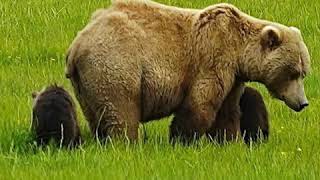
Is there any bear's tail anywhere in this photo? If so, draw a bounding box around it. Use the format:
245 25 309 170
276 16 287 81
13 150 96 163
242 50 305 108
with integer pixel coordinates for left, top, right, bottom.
65 47 75 79
64 45 82 98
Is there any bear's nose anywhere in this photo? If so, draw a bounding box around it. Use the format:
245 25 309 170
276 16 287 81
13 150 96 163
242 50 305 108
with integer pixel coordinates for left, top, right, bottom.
298 102 309 112
300 102 309 109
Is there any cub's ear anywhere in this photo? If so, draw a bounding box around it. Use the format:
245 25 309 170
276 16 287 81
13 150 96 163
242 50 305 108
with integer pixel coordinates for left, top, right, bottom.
260 26 282 50
32 92 39 99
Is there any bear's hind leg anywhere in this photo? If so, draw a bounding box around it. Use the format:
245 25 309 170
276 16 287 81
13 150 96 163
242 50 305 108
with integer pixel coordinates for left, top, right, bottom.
73 76 141 142
71 58 142 143
92 99 140 143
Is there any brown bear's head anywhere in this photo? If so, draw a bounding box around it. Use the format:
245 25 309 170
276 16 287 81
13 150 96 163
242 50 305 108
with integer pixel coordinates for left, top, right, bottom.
243 25 311 112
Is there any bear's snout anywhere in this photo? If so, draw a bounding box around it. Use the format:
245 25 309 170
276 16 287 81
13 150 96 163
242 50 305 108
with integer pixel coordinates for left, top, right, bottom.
296 100 309 112
284 95 309 112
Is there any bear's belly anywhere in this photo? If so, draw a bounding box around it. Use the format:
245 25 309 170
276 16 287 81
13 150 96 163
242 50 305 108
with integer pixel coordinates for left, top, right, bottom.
140 73 186 123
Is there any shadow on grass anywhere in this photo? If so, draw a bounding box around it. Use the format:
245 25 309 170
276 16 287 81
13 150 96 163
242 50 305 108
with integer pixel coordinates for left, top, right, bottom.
0 123 269 158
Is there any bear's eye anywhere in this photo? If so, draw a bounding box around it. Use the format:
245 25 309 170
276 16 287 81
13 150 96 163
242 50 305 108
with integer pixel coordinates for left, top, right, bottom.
289 72 300 80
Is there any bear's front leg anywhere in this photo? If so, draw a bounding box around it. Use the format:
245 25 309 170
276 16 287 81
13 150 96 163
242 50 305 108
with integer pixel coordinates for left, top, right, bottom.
170 75 234 144
206 82 245 143
170 104 217 144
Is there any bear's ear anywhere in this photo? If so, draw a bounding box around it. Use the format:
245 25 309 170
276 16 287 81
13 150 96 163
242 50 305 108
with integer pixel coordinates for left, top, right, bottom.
260 26 282 50
290 26 301 36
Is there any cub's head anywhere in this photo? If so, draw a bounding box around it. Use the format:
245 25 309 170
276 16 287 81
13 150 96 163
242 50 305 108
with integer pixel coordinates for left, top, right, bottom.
31 84 72 109
244 25 311 112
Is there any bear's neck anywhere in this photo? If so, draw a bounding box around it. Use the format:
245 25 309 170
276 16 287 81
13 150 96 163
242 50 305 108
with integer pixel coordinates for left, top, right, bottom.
187 9 270 83
237 31 269 83
188 21 255 81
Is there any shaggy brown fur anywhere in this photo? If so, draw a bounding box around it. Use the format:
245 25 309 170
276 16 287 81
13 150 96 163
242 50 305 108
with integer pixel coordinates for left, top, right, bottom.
239 87 269 144
32 85 82 148
66 0 310 143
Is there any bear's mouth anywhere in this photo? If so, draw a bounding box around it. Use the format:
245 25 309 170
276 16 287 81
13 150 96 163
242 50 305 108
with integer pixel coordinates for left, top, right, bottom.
288 104 303 112
284 99 308 112
267 90 306 112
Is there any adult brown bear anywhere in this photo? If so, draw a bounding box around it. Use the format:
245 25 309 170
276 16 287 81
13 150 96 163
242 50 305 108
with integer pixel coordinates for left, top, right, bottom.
66 0 310 143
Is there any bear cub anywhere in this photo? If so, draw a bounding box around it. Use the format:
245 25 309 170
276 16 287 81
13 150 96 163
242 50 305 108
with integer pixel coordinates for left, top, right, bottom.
31 84 81 148
240 87 269 144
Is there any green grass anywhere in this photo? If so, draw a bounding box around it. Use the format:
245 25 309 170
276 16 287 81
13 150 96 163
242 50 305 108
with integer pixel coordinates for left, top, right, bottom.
1 0 320 179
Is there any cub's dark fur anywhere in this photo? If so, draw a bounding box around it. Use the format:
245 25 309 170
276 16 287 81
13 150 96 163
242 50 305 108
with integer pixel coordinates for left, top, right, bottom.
240 87 269 143
32 85 81 148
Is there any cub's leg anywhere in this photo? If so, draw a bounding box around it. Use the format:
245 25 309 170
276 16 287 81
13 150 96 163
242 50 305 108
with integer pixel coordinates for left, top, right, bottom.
240 87 269 144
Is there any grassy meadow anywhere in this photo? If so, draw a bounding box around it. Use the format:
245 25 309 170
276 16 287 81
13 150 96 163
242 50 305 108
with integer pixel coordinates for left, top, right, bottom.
0 0 320 179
